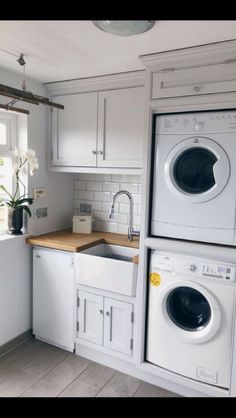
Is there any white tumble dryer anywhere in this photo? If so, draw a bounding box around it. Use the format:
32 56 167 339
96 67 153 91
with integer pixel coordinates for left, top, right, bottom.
146 251 236 389
151 109 236 246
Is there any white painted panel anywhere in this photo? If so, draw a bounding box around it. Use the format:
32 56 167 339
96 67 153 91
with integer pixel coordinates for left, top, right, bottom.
33 247 74 351
78 291 103 345
104 298 133 355
152 62 236 99
97 87 144 168
52 92 97 167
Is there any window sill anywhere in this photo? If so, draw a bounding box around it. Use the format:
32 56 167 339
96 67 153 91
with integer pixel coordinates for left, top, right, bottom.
0 232 32 242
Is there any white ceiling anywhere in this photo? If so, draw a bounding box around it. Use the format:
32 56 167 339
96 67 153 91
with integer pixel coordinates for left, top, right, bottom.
0 20 236 84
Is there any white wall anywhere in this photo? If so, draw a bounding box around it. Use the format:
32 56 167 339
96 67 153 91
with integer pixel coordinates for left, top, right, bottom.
0 67 74 346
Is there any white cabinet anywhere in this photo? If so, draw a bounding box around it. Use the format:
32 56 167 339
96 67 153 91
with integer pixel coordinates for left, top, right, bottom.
77 291 134 356
51 92 97 167
151 62 236 100
48 71 145 172
97 87 144 168
33 247 75 352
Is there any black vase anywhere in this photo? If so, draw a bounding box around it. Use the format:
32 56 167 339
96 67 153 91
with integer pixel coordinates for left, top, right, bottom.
8 207 23 235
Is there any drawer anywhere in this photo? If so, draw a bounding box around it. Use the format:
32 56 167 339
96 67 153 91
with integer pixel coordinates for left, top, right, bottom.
151 62 236 99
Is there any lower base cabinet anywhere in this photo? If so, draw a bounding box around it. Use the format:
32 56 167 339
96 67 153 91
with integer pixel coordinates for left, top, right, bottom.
77 290 134 356
33 247 75 352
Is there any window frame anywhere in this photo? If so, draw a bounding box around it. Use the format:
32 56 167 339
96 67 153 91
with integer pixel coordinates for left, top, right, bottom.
0 111 17 234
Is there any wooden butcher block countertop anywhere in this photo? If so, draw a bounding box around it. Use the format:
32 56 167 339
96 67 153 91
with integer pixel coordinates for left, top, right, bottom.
26 229 140 263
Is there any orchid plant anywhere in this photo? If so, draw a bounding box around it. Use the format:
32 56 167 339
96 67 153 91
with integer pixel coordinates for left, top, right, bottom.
0 147 38 217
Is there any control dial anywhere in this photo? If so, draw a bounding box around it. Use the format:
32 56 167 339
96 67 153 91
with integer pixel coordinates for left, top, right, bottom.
194 121 204 131
185 263 196 272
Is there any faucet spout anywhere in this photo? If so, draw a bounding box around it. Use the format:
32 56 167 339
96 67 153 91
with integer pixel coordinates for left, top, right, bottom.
108 190 140 241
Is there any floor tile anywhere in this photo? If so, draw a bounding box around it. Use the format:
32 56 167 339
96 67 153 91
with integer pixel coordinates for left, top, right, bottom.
133 381 179 397
59 378 100 397
78 361 116 389
96 371 142 397
0 369 38 397
21 354 91 397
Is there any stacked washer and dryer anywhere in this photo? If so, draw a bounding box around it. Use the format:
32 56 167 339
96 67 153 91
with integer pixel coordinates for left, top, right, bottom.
146 110 236 390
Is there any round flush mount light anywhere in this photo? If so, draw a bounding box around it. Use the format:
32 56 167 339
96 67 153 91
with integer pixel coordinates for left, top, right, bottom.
93 20 155 36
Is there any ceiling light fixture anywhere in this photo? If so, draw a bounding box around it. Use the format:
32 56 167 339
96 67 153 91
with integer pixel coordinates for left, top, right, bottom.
93 20 155 36
0 53 64 115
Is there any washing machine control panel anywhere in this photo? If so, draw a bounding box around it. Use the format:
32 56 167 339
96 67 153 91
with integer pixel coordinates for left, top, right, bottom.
183 262 235 282
200 263 234 281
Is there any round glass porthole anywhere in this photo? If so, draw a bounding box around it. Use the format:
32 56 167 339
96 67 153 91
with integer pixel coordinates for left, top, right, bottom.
166 286 211 332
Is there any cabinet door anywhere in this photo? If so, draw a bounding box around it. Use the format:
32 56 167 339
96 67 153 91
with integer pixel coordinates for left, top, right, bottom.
33 248 74 351
97 87 144 168
51 92 97 167
152 62 236 99
104 298 133 355
77 291 103 345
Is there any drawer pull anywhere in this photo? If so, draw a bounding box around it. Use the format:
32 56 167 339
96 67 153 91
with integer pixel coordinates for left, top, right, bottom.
193 85 202 92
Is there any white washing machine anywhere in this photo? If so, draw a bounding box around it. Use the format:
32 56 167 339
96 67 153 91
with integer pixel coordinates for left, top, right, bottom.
151 110 236 245
146 250 236 389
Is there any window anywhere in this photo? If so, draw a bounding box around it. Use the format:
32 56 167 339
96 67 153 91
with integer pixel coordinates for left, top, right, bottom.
0 112 17 234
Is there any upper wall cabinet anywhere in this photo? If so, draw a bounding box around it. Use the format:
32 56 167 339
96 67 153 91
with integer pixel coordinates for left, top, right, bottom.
51 92 98 167
140 39 236 104
97 87 144 168
47 71 145 173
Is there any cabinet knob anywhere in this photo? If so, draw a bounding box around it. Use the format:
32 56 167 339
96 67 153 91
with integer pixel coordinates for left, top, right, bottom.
106 311 110 316
98 150 103 155
35 254 41 258
98 309 103 314
92 150 97 155
193 85 202 92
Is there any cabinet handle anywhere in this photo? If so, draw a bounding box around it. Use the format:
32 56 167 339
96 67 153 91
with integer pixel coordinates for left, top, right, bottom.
35 254 41 258
106 311 110 316
193 85 202 92
98 309 103 314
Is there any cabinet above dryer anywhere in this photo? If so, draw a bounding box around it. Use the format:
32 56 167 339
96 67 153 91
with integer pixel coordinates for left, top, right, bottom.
46 71 145 174
140 39 236 105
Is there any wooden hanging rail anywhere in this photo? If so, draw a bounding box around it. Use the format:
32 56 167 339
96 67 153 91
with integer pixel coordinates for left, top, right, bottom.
0 103 29 115
0 83 64 110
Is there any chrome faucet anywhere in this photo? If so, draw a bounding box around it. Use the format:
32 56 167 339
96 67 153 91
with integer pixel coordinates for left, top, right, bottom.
108 190 140 241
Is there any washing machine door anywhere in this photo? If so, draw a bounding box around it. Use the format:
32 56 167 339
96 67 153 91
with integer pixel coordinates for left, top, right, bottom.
164 137 230 203
159 281 221 343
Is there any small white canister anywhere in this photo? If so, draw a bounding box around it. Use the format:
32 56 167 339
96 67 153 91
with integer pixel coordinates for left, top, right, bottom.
72 215 93 233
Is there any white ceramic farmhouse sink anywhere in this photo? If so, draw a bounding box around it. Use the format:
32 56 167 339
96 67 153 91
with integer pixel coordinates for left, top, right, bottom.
75 243 138 296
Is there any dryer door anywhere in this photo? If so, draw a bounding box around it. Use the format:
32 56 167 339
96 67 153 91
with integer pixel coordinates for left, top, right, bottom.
164 137 230 203
159 281 221 344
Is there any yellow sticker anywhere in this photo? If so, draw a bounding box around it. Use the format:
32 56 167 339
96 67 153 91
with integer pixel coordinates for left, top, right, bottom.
150 272 161 286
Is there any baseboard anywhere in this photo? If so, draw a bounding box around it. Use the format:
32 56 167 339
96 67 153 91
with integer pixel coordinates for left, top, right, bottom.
0 329 33 357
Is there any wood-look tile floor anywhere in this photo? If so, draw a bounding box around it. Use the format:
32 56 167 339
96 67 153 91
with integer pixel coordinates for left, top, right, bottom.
0 338 179 397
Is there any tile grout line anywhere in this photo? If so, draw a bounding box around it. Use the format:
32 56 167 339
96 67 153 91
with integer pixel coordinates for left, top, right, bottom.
131 381 144 397
55 361 93 397
17 350 70 397
94 370 118 398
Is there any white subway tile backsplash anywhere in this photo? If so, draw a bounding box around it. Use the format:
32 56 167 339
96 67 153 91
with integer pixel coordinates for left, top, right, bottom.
73 173 142 234
120 183 139 194
111 174 130 183
87 201 102 211
102 201 118 213
102 182 120 192
86 181 102 191
130 175 142 183
94 191 111 201
77 190 94 200
74 180 86 190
